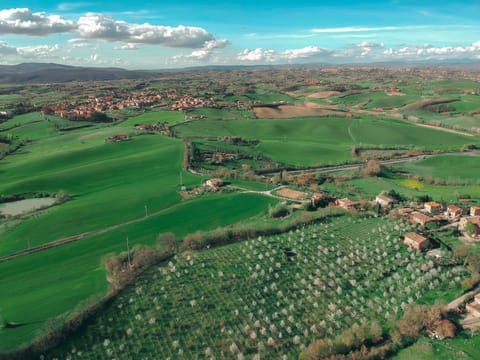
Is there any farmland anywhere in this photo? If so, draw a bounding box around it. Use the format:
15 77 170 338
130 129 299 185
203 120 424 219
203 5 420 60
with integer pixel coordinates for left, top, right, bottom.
0 105 276 352
1 66 480 359
395 153 480 184
44 215 466 359
176 115 478 167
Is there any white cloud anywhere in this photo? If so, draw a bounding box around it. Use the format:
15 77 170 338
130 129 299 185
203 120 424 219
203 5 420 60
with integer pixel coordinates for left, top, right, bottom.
186 39 229 60
0 41 18 55
238 48 277 62
282 46 331 59
311 25 427 33
383 41 480 59
76 13 214 48
67 38 96 49
17 44 62 58
0 8 221 49
0 8 75 35
238 46 331 63
114 43 140 51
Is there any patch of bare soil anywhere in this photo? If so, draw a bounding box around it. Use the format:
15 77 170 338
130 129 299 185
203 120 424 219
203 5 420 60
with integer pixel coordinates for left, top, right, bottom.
307 91 341 99
415 123 474 137
253 103 352 118
276 188 308 200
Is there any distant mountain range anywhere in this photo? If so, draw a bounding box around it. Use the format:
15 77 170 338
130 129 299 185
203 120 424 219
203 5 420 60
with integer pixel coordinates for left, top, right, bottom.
0 60 479 84
0 63 161 84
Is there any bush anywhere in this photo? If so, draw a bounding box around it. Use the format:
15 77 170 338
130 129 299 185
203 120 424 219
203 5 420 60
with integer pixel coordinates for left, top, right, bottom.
362 160 382 177
268 203 291 218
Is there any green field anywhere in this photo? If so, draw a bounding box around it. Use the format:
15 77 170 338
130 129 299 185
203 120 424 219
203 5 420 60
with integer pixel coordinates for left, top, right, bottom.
176 115 478 167
44 215 466 359
393 334 480 360
0 111 277 352
333 91 419 110
0 192 275 352
341 176 480 202
395 153 480 184
121 110 184 126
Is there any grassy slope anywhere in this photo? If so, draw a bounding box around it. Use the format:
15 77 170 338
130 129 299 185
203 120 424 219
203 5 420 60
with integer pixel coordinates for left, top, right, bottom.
344 176 480 202
393 335 480 360
0 112 277 351
395 154 480 183
0 192 275 351
0 136 193 256
176 116 478 167
120 110 184 126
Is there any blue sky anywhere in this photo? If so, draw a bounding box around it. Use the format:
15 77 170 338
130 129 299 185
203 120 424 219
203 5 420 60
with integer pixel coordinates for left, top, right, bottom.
0 1 479 68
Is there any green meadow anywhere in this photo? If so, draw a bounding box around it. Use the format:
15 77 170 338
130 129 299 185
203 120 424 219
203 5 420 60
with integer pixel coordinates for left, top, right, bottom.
395 153 480 183
176 115 478 167
0 192 274 352
0 112 276 352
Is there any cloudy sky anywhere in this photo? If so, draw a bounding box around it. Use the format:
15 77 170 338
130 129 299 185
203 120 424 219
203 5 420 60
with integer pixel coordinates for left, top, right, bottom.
0 0 479 68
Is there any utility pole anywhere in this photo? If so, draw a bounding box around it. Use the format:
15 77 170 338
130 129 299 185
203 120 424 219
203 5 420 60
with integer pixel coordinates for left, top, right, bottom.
144 204 148 217
126 236 132 268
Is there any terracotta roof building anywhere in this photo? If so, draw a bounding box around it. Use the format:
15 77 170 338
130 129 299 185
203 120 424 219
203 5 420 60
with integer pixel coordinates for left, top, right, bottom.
404 232 431 251
424 201 443 214
335 198 358 210
446 205 463 219
471 206 480 217
410 212 436 226
375 194 397 207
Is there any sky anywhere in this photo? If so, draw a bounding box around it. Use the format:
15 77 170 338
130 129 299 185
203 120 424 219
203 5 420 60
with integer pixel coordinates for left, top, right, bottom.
0 1 479 69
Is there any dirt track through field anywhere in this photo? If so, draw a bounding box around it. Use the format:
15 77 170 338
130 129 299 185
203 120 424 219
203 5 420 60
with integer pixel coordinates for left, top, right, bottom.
0 203 179 264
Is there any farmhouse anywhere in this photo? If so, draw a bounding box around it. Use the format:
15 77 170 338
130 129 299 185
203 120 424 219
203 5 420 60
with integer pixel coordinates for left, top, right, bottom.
424 201 443 214
375 194 397 207
395 207 413 216
466 293 480 318
335 198 358 211
445 205 463 219
410 212 436 226
471 206 480 217
403 232 431 251
205 178 224 190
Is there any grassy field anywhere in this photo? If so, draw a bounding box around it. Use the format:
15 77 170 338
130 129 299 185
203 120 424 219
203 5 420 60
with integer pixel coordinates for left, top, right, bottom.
120 110 184 126
332 91 419 109
0 192 275 352
0 135 194 256
341 176 480 202
176 115 479 167
393 334 480 360
186 107 256 120
395 153 480 184
0 110 279 352
43 215 466 359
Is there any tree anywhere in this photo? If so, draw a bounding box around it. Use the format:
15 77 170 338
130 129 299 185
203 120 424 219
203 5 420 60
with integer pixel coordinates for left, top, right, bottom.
369 321 383 343
305 338 334 359
466 221 478 238
435 320 456 339
158 232 178 253
362 160 382 177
